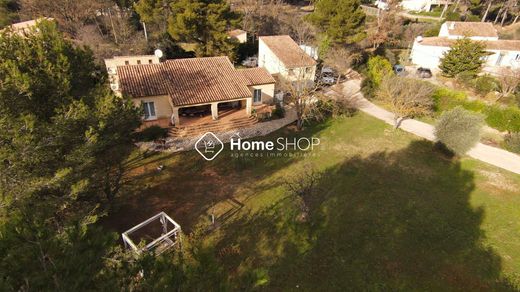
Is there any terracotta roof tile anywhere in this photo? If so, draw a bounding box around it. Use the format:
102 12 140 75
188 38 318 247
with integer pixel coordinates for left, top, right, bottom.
118 63 168 97
237 68 276 85
118 57 255 106
419 37 520 51
259 35 317 68
445 21 498 38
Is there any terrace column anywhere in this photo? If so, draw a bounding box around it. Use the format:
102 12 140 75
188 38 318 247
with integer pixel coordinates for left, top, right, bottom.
211 102 219 120
246 98 252 116
171 107 180 126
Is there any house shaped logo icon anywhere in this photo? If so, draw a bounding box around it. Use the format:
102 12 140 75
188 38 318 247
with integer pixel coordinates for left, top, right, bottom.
195 132 224 161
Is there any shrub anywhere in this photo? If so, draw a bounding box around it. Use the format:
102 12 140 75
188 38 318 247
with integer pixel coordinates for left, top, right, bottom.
474 75 499 95
504 132 520 154
432 87 520 132
434 107 485 155
445 11 462 21
456 71 475 88
314 98 357 120
271 102 286 119
135 125 169 142
367 56 393 88
423 23 441 37
484 106 520 132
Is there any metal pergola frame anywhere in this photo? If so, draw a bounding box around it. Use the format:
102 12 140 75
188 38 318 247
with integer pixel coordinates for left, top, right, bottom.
122 212 182 255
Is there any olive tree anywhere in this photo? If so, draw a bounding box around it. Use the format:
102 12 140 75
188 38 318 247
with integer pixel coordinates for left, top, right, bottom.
434 107 485 156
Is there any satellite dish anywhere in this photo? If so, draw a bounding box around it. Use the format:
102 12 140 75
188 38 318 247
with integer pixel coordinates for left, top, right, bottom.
154 49 163 59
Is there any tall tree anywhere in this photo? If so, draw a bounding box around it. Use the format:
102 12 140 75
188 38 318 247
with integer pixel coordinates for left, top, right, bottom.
19 0 107 36
439 38 487 77
377 76 435 128
0 0 19 28
0 19 141 289
307 0 366 44
167 0 241 58
0 20 140 222
366 0 402 50
134 0 170 36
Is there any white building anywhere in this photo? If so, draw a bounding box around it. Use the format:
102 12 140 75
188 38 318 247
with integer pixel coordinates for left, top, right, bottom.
258 35 317 84
438 21 499 41
410 22 520 73
400 0 452 12
104 55 160 92
228 29 248 44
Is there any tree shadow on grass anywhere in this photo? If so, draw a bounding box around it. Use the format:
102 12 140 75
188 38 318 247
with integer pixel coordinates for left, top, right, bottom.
215 140 518 291
102 119 334 233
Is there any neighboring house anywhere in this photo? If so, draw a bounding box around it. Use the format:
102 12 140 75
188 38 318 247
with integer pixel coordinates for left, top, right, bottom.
115 56 275 127
258 35 317 84
438 21 499 41
299 44 319 61
401 0 452 12
3 17 55 35
228 29 248 43
411 21 520 72
104 55 160 92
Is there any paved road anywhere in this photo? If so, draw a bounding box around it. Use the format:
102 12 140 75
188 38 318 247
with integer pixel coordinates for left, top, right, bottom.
360 5 442 21
338 80 520 175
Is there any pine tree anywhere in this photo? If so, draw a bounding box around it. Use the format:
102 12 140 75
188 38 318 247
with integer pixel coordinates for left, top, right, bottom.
439 38 487 77
307 0 366 44
168 0 241 58
0 0 19 28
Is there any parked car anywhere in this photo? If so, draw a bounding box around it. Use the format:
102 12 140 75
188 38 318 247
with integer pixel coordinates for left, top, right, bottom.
241 56 258 67
320 66 336 85
393 65 406 76
416 67 432 78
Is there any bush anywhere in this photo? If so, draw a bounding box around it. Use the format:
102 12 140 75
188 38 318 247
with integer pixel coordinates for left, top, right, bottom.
314 98 357 120
474 75 499 95
432 87 520 132
434 107 485 155
367 56 393 88
456 71 475 88
272 102 286 119
485 106 520 133
445 11 462 21
135 125 169 142
504 133 520 154
423 23 441 37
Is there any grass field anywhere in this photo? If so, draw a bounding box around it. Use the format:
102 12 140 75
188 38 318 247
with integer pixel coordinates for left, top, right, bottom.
106 112 520 290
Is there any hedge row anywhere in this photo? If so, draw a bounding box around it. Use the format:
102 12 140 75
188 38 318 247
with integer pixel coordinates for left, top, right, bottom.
433 87 520 132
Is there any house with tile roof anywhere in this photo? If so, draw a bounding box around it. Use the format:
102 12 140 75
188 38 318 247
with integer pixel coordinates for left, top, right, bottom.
227 29 247 43
111 56 275 132
258 35 317 84
410 22 520 73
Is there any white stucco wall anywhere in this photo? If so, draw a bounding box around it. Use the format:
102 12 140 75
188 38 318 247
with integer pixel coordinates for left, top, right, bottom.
248 83 275 105
411 40 520 71
401 0 431 12
258 39 316 83
259 39 285 75
411 41 449 69
483 50 520 69
132 95 173 121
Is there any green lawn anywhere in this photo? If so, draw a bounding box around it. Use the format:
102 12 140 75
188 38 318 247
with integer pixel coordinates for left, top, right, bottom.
106 112 520 290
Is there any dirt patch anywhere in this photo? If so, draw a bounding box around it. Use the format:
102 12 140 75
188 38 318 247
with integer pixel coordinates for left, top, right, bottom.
479 170 520 193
